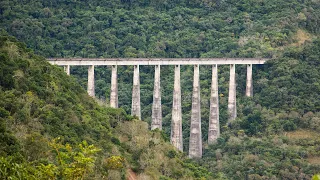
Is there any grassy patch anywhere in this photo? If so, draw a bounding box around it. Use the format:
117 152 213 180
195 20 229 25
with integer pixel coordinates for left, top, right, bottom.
307 156 320 165
285 129 319 140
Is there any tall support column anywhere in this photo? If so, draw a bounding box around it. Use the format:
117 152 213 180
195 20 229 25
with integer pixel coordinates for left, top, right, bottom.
151 65 162 130
131 65 141 119
64 65 70 75
246 64 253 97
208 64 220 144
171 65 183 151
228 64 236 122
110 65 118 108
87 65 95 97
189 65 202 158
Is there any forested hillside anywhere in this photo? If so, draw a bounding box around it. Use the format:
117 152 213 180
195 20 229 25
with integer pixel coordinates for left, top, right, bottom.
1 0 320 179
1 0 319 58
0 35 211 179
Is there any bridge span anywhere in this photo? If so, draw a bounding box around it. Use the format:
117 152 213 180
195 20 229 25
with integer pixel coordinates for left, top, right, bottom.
47 58 270 158
47 58 268 65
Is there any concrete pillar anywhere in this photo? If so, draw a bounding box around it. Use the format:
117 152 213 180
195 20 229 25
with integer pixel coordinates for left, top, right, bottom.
246 64 253 97
110 65 118 108
151 65 162 130
171 65 183 151
64 65 70 75
228 64 236 122
189 65 202 158
131 65 141 119
208 64 220 144
87 65 95 97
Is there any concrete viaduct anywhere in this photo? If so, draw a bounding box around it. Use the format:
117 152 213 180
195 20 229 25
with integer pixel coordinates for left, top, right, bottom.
47 58 269 158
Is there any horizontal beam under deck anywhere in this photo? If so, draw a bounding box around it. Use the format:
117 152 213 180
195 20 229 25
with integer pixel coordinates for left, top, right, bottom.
47 58 269 65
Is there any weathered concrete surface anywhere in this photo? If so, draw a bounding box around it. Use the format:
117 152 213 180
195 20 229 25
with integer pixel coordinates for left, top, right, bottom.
48 58 269 66
151 65 162 130
228 64 237 122
131 65 141 119
63 65 70 75
189 65 202 158
208 64 220 144
246 64 253 97
171 65 183 151
87 65 95 97
110 65 118 108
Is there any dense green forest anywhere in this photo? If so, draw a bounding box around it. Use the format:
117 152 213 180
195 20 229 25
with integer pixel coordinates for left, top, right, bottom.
0 35 211 179
1 0 320 179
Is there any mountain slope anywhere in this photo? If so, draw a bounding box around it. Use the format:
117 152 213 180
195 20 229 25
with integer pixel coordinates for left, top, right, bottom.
1 0 320 179
2 0 319 144
200 40 320 179
1 0 319 58
0 35 210 179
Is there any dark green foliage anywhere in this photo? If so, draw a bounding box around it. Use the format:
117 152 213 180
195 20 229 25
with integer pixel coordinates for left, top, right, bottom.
1 0 320 179
167 150 177 158
0 156 38 180
0 36 112 142
1 0 319 148
0 35 115 177
202 132 320 179
0 94 22 160
0 119 22 160
111 136 121 145
240 110 264 135
201 39 320 177
256 40 320 112
0 35 208 179
1 0 318 58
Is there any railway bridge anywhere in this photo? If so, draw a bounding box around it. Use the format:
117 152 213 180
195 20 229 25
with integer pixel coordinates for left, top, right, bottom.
47 58 269 158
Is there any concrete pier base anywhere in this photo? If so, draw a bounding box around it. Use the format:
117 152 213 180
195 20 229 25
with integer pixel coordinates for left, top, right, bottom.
151 65 162 130
228 64 236 122
246 64 253 97
171 65 183 151
87 65 95 97
188 65 202 158
64 65 70 75
208 64 220 144
131 65 141 119
110 65 118 108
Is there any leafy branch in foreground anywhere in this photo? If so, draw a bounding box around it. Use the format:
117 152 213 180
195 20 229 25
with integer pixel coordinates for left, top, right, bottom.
313 174 320 180
45 138 101 179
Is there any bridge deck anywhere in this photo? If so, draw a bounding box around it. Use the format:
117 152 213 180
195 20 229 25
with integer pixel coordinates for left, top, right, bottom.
47 58 269 65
